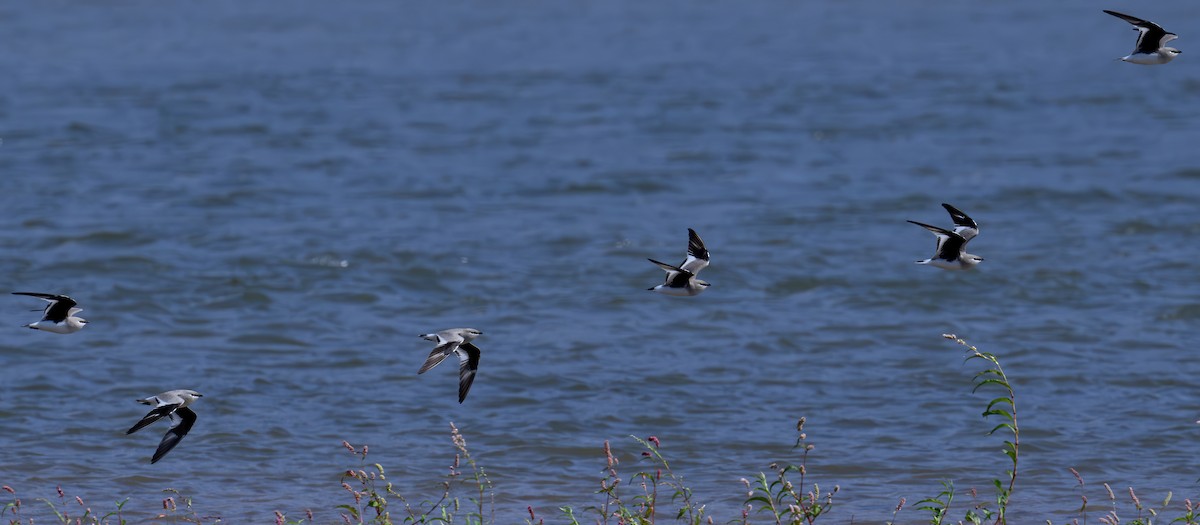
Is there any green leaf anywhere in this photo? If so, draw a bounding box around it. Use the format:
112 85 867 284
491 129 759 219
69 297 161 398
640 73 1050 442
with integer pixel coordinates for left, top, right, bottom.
1003 442 1018 463
982 408 1013 421
972 370 1004 382
972 378 1011 393
985 397 1014 411
36 499 66 522
988 422 1016 435
335 505 360 520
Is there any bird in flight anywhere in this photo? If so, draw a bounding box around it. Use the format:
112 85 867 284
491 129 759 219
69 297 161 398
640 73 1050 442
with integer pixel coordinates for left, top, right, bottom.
908 203 984 271
126 389 203 464
417 328 483 404
11 292 88 334
647 228 711 296
1104 10 1182 65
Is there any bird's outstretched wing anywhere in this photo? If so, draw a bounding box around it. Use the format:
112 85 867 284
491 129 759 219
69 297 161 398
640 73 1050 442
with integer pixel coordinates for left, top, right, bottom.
907 220 965 261
151 407 197 464
456 343 481 404
126 403 179 435
418 342 459 374
680 228 710 274
941 203 979 241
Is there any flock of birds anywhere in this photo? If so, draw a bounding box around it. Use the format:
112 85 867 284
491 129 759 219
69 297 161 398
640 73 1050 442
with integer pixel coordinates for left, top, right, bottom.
6 201 980 463
6 9 1181 466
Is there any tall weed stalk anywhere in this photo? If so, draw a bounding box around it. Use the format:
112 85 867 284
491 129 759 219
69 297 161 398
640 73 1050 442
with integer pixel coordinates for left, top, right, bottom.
741 417 838 524
335 422 493 525
918 334 1020 525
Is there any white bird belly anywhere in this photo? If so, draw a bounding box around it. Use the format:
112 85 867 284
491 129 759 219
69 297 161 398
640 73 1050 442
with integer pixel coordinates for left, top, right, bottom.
1122 53 1170 65
652 285 699 296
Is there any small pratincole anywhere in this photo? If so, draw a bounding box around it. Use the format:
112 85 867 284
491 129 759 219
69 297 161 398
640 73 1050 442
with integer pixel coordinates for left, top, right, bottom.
1104 10 1181 65
417 328 483 404
11 292 88 334
908 203 984 271
126 389 203 464
646 228 711 296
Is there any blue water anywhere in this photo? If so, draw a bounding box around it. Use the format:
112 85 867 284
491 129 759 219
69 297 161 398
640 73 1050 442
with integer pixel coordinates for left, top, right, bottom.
2 1 1200 522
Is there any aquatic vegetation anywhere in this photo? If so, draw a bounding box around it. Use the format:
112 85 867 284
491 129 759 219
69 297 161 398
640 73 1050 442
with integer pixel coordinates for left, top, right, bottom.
0 484 127 525
334 422 493 525
739 417 837 525
917 334 1021 525
1056 469 1200 525
5 335 1200 524
559 435 711 525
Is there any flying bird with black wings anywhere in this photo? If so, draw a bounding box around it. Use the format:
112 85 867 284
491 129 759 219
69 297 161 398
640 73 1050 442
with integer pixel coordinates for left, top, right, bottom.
126 389 203 464
11 292 88 334
908 203 984 271
1104 10 1181 65
647 228 711 296
417 328 483 404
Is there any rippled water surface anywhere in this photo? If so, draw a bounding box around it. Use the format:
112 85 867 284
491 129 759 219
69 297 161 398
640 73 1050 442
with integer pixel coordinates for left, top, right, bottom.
3 1 1200 522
